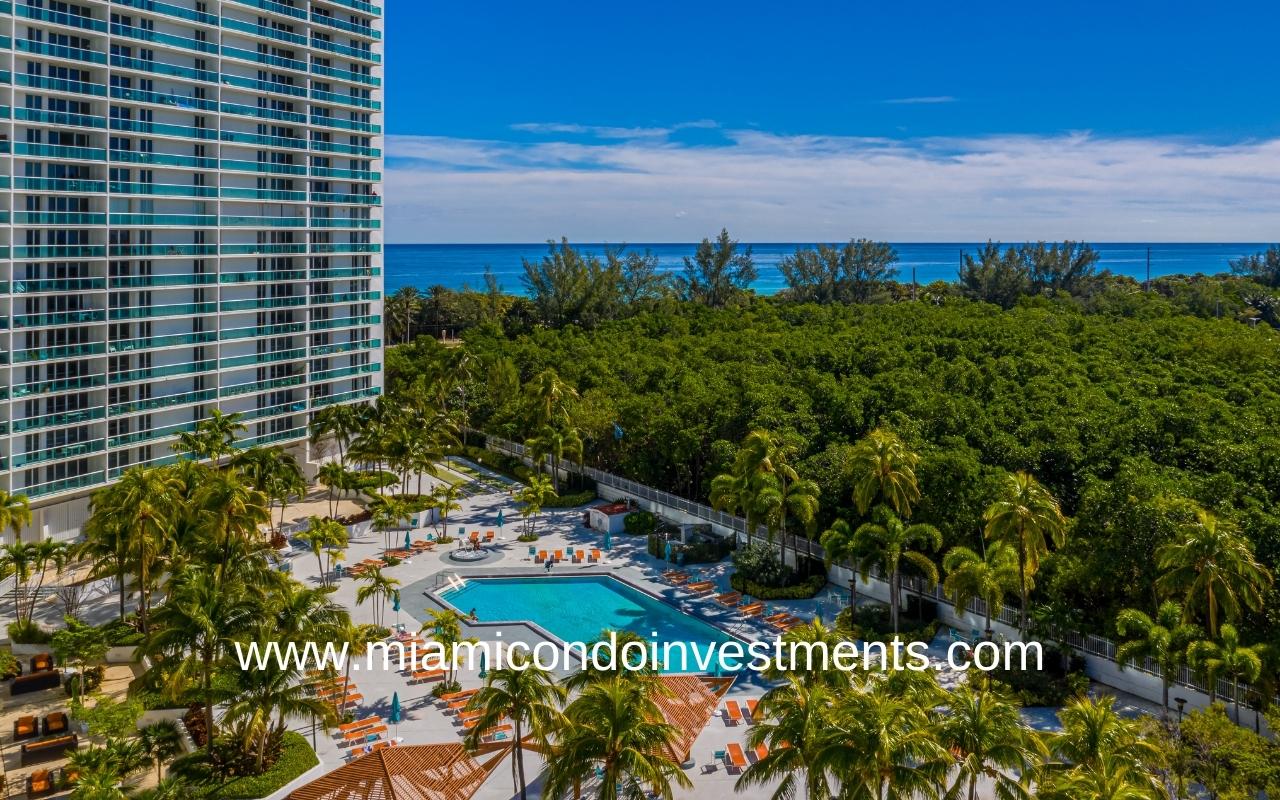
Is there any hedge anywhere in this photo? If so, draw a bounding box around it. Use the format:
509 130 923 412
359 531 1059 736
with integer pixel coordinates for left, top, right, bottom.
219 731 318 799
542 490 597 508
728 572 826 600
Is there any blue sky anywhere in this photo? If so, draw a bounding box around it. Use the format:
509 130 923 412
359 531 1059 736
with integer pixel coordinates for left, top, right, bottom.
385 2 1280 242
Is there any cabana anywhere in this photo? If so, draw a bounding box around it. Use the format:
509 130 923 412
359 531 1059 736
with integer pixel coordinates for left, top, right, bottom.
287 742 510 800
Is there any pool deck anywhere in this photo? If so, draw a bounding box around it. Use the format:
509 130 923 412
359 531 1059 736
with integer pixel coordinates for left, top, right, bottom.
269 464 1160 800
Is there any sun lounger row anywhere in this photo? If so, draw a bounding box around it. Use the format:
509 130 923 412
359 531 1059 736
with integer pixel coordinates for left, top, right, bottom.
534 548 603 564
719 742 770 769
722 699 761 726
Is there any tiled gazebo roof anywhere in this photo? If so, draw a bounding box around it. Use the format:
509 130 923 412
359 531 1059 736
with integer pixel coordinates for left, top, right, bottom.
650 674 732 764
286 743 509 800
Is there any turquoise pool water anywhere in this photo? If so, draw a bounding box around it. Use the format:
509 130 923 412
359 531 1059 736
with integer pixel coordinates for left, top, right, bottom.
443 575 741 673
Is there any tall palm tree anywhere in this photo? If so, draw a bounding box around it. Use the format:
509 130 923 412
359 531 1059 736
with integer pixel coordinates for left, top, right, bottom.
223 653 335 773
310 403 363 466
0 542 35 627
525 367 578 431
1188 624 1262 720
354 566 400 628
849 506 941 633
368 493 414 554
99 466 185 633
1154 508 1272 637
463 650 566 800
819 518 863 608
77 508 132 621
231 446 305 542
516 475 556 536
0 490 33 544
20 538 67 624
849 428 921 517
139 721 183 781
173 408 244 462
756 468 821 567
146 566 260 741
942 542 1024 637
983 471 1068 635
298 517 348 586
272 581 350 643
563 629 658 691
737 679 833 800
816 685 948 800
186 469 271 590
525 424 584 493
936 679 1044 800
761 617 850 690
1114 601 1201 718
542 678 693 800
710 469 759 546
385 285 423 344
1039 695 1163 798
431 482 464 537
422 608 475 686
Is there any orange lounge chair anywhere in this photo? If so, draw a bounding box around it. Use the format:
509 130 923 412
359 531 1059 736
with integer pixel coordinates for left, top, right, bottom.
739 602 764 617
726 743 748 769
438 689 477 703
484 531 495 542
763 611 790 623
343 724 387 742
572 550 583 563
338 692 364 706
724 700 743 725
663 570 690 584
481 724 514 742
447 698 476 711
469 532 480 543
553 549 563 562
337 716 380 734
457 710 483 722
536 550 548 564
753 743 769 762
715 591 742 606
591 548 601 562
411 669 445 684
462 714 503 729
686 580 715 594
746 699 759 721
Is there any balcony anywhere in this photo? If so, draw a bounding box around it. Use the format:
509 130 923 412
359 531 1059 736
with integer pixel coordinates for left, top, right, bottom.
220 215 306 228
109 182 218 198
109 388 216 416
12 372 107 397
12 277 107 292
111 150 217 169
108 213 218 226
12 408 106 433
313 386 381 407
309 314 380 331
219 374 306 398
310 243 381 254
25 472 106 499
14 176 106 193
240 400 309 422
309 217 381 229
219 269 308 282
110 360 216 384
15 106 107 129
218 246 307 257
220 348 306 369
109 274 218 289
219 296 307 312
109 302 218 320
15 73 107 97
220 187 307 202
311 363 381 382
12 440 106 469
220 322 306 340
12 310 106 328
12 212 107 226
112 0 218 26
311 338 381 356
12 342 108 363
220 158 307 175
110 117 219 141
108 421 197 449
109 331 218 352
17 38 107 64
108 244 218 257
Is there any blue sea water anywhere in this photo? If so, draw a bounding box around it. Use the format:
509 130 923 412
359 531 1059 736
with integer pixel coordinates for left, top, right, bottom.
384 242 1265 296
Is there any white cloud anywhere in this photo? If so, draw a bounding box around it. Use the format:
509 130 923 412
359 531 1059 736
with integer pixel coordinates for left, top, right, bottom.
510 119 719 140
883 96 958 105
384 129 1280 242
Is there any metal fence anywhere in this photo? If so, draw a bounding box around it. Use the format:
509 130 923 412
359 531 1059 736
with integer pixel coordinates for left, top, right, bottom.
482 431 1272 709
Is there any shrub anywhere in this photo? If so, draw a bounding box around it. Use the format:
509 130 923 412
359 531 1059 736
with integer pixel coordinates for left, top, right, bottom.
729 572 826 600
431 679 462 698
542 490 597 508
731 543 794 588
624 511 657 536
217 732 318 799
987 648 1088 706
65 665 105 697
835 603 939 645
98 619 145 647
647 533 733 565
8 620 52 644
517 532 539 542
382 556 402 567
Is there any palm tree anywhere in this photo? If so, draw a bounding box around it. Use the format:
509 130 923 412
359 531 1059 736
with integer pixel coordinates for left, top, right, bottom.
0 490 32 544
430 482 464 537
755 463 821 567
542 677 693 800
173 408 244 462
1154 507 1272 637
849 506 941 633
819 519 863 608
1041 695 1162 794
310 403 363 466
185 469 272 590
525 367 578 430
146 566 259 741
316 461 349 519
272 581 350 643
816 685 948 800
942 542 1023 637
710 469 759 545
849 428 921 518
422 608 475 686
1 539 68 628
936 679 1044 800
139 721 183 781
231 446 305 543
525 423 584 493
385 285 423 344
1188 624 1262 720
1114 601 1200 718
516 475 556 536
761 617 849 690
563 629 658 691
737 679 833 800
368 493 414 554
354 566 400 628
223 655 335 773
77 507 132 621
298 517 348 586
982 471 1068 635
95 466 185 633
463 650 566 800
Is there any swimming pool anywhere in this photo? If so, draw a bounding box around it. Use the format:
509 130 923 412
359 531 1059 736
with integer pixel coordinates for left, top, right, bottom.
441 575 743 673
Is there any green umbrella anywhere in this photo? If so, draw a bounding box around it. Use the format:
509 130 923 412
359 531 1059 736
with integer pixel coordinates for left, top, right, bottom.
404 530 412 551
389 691 402 725
479 649 487 679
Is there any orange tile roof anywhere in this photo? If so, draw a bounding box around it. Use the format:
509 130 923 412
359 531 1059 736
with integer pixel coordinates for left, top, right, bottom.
649 675 728 764
286 743 509 800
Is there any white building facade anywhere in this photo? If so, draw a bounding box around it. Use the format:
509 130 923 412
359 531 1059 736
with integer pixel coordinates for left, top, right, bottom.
0 0 384 540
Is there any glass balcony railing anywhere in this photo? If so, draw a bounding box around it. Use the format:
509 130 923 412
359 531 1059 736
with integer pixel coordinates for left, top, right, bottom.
220 187 307 202
309 140 381 158
12 309 105 328
310 63 380 87
12 373 107 397
235 428 306 449
309 11 380 39
309 314 380 330
12 245 106 259
220 215 306 227
12 212 107 226
109 273 218 288
109 302 218 320
109 388 216 416
111 85 218 111
311 166 381 181
110 360 216 384
220 374 306 398
312 291 382 304
13 407 106 433
108 421 198 449
109 243 218 257
310 37 380 64
110 331 218 352
310 115 381 134
220 322 306 340
220 130 307 149
108 454 181 480
15 143 105 163
220 348 306 369
12 440 106 469
222 46 307 73
322 0 381 15
219 73 308 98
228 0 307 21
311 338 381 356
15 106 106 128
309 217 381 229
313 386 381 407
218 248 307 259
109 181 218 198
311 192 381 205
15 72 107 97
15 3 108 31
220 158 307 175
221 101 307 123
312 267 381 278
111 22 218 54
12 342 107 363
220 296 307 312
110 54 218 83
311 363 381 382
15 176 106 193
111 149 217 169
310 89 381 111
240 400 309 422
25 472 106 499
110 116 219 140
17 38 107 64
12 277 106 292
109 213 218 226
311 243 381 254
222 16 308 46
113 0 219 26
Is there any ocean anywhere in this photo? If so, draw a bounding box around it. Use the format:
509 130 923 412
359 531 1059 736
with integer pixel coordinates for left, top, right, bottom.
384 242 1266 296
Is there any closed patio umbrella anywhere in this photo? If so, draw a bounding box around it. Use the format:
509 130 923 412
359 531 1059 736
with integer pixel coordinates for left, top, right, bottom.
479 650 487 679
664 540 673 563
404 531 412 551
603 530 612 551
389 691 402 736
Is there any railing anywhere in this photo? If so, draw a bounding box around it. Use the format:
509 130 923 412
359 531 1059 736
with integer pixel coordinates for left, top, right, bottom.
480 431 1276 709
